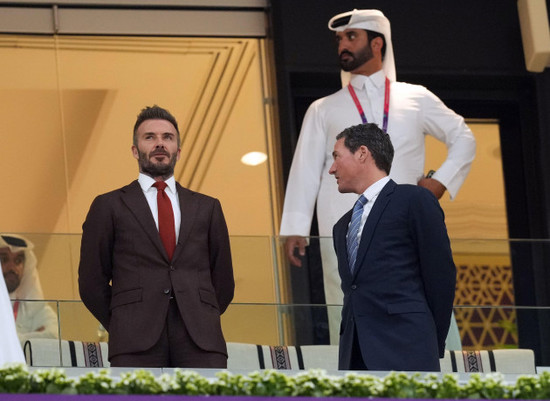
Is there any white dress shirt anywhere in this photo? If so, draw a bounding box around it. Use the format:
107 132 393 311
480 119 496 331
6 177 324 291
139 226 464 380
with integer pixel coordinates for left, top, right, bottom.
138 173 181 242
348 176 391 245
280 70 476 237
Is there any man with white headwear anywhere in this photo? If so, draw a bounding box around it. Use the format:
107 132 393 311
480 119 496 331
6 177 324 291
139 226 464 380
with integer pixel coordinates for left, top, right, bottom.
280 9 475 347
0 260 25 365
0 234 58 344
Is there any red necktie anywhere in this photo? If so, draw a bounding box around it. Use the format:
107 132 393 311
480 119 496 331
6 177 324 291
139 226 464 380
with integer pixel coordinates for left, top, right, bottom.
153 181 176 260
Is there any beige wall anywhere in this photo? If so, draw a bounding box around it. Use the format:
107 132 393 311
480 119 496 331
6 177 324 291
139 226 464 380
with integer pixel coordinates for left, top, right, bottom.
0 35 280 237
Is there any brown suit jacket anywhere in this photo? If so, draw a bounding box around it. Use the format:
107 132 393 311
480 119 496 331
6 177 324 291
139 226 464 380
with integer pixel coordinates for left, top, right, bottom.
78 180 234 360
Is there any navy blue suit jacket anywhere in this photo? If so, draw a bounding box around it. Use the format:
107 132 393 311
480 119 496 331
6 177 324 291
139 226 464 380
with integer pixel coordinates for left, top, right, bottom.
333 179 456 371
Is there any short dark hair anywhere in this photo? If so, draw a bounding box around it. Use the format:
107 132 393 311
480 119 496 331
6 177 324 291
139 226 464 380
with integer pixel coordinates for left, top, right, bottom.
133 105 180 146
336 123 394 175
366 30 386 60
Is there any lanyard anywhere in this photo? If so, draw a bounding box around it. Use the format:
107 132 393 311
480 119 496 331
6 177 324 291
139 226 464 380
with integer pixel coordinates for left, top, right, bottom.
347 77 391 132
13 300 19 320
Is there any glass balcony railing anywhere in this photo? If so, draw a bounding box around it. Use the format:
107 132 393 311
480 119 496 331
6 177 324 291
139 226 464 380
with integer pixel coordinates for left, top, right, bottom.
10 299 547 346
11 300 550 367
4 233 550 367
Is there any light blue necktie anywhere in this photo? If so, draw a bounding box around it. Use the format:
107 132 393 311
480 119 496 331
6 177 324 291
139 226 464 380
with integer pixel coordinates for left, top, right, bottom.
346 195 368 273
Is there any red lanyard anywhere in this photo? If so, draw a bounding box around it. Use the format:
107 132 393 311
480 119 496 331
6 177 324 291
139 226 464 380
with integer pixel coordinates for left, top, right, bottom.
347 77 390 132
13 300 19 320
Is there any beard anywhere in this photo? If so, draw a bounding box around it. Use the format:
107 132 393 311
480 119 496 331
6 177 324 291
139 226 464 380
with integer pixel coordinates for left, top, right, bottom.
3 272 21 293
339 43 374 72
137 148 178 179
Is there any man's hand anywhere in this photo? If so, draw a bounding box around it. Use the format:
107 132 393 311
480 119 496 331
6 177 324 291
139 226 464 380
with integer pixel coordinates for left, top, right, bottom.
284 236 307 267
417 177 446 199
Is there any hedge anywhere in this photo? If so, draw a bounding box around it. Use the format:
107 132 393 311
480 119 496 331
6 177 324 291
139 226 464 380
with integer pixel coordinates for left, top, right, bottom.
1 363 550 398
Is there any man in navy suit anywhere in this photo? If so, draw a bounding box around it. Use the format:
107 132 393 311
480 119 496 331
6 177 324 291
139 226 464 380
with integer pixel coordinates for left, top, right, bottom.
330 123 456 371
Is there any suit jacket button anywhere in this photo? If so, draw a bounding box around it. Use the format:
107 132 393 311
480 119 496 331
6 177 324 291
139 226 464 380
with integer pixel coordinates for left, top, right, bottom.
170 265 175 271
351 284 357 290
163 289 170 294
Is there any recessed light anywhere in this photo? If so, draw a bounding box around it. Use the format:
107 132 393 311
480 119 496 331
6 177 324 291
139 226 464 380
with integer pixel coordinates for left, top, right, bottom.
241 151 267 166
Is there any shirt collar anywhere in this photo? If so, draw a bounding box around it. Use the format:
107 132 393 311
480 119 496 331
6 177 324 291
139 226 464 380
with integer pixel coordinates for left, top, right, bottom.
138 173 177 194
361 176 390 202
349 70 386 91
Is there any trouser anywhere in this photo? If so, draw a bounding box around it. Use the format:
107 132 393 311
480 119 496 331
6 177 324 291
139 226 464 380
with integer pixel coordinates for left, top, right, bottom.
110 298 227 368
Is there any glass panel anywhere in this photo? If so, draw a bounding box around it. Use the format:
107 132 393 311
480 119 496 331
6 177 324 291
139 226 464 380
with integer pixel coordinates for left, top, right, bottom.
6 234 550 366
273 236 550 354
58 301 106 343
15 300 550 367
229 236 278 304
0 35 277 238
425 121 508 239
12 300 59 344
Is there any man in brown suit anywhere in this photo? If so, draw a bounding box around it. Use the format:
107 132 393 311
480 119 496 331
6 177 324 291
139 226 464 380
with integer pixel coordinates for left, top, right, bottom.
79 105 234 368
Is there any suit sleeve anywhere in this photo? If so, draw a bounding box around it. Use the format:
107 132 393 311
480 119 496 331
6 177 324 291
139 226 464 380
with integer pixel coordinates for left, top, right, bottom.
208 199 234 314
78 195 114 330
410 189 456 357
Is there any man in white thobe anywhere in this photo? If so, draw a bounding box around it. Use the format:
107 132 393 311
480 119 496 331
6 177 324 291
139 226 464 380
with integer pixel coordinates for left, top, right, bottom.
1 234 58 344
280 9 475 346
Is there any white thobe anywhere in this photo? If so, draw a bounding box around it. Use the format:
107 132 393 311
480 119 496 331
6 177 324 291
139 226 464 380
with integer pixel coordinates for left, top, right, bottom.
280 71 476 238
13 300 59 344
1 234 59 346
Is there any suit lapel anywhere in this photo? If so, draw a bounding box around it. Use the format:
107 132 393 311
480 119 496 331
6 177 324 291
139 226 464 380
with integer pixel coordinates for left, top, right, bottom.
353 180 396 277
120 180 167 258
335 210 354 281
171 183 199 261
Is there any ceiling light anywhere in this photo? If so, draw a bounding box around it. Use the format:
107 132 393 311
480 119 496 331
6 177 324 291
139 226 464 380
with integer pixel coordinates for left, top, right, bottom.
241 151 267 166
